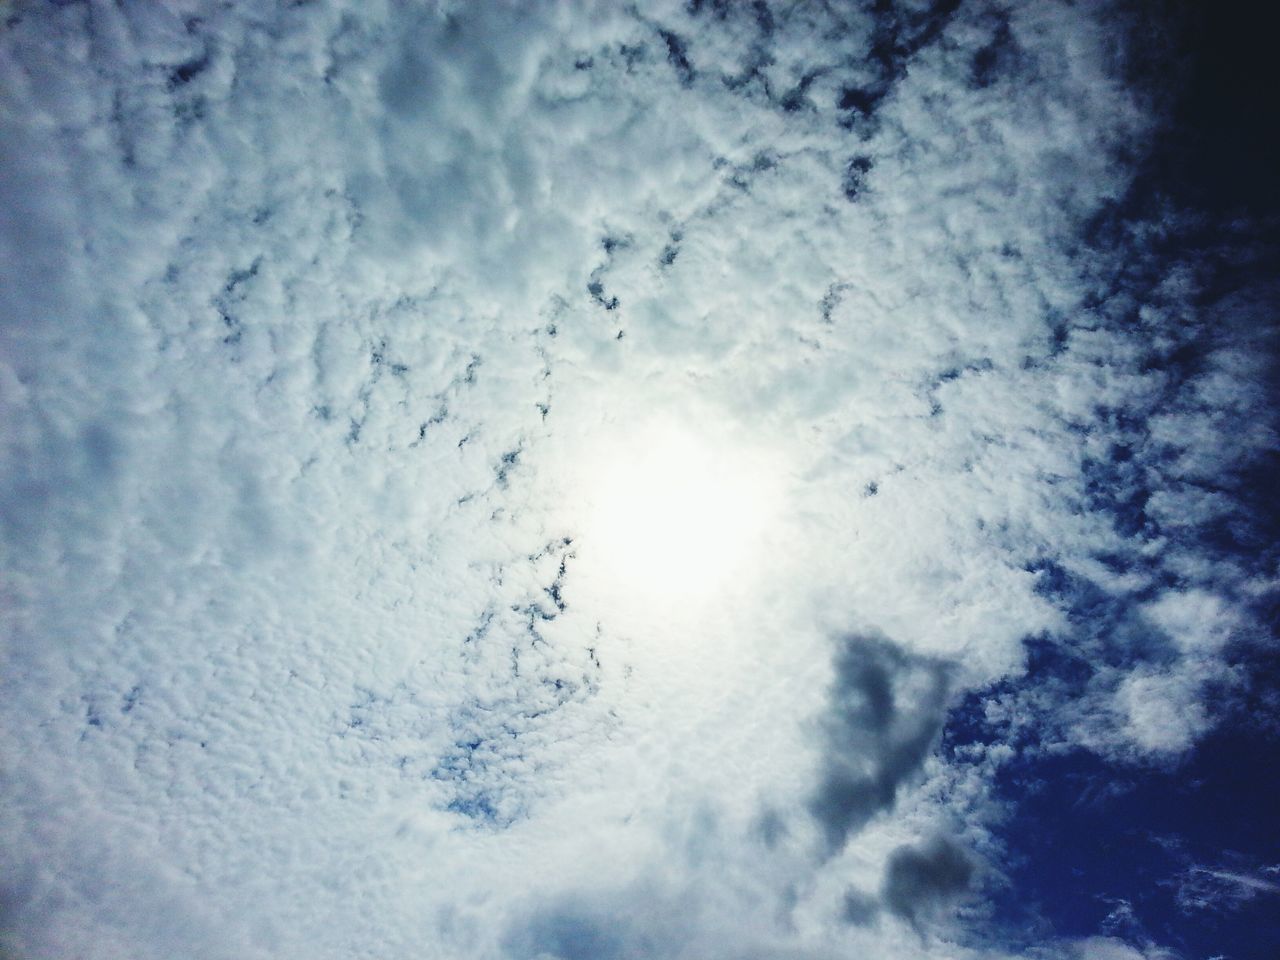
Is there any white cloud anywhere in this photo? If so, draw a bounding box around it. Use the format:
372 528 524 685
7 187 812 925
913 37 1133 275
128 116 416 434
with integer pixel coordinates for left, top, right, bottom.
1173 864 1280 913
1073 936 1180 960
1141 588 1237 655
1117 669 1209 755
1 1 1273 958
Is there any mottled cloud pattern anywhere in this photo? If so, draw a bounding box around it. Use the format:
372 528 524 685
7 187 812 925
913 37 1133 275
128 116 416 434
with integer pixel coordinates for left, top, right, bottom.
1 2 1275 959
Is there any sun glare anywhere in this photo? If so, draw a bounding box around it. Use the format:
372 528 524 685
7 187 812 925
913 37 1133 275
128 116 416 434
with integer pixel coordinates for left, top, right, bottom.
578 421 782 602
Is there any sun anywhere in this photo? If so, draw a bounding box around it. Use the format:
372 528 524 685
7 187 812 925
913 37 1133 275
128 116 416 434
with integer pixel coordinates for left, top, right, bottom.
574 418 784 604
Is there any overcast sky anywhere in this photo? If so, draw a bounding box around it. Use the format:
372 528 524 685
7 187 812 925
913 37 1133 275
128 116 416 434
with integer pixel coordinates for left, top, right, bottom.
2 1 1277 959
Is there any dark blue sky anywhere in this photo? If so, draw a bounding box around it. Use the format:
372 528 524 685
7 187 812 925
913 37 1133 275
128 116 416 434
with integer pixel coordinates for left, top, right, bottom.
828 5 1280 935
945 5 1280 949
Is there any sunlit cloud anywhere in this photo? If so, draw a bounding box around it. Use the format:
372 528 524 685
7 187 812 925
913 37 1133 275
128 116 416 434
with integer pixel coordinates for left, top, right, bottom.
1 1 1275 959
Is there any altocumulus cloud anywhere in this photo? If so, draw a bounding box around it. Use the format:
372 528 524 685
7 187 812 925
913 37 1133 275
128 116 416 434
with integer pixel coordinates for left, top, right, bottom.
1 1 1276 959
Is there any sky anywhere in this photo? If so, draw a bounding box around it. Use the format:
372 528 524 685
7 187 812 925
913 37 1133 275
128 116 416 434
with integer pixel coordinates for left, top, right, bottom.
1 1 1277 959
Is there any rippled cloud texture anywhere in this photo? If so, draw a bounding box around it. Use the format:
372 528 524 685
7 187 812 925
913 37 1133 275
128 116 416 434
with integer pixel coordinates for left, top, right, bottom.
2 1 1277 958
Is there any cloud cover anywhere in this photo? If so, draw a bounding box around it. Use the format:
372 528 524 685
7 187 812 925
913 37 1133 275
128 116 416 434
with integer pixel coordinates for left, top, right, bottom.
1 1 1276 958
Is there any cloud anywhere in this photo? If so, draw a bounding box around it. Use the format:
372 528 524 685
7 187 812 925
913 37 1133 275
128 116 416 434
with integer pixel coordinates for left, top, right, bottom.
881 835 976 926
1115 668 1209 755
808 635 951 854
1 0 1275 958
1072 937 1179 960
503 884 704 960
1173 864 1280 914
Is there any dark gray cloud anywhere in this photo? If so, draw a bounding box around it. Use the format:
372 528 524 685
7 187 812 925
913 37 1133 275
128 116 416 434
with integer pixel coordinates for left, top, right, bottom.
808 635 951 853
502 882 737 960
506 903 639 960
503 884 845 960
840 888 881 926
881 836 975 926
